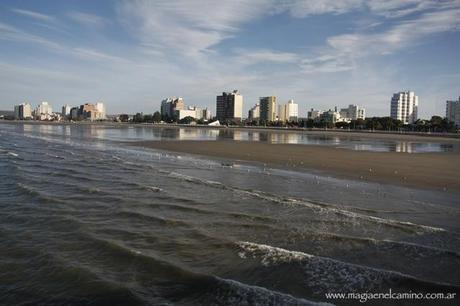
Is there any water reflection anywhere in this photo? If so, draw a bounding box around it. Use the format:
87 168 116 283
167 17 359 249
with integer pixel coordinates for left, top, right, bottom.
10 124 459 153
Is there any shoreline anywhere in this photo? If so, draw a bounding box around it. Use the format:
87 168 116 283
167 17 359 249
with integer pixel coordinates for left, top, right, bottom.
129 140 460 192
1 120 459 142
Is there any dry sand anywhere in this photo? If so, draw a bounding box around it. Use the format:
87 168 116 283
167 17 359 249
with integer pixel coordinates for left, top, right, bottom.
131 140 460 192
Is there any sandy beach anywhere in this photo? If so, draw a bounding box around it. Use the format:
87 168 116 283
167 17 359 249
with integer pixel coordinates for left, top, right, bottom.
131 140 460 192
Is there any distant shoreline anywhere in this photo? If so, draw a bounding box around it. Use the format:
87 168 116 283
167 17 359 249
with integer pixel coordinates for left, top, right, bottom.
1 120 460 142
129 140 460 192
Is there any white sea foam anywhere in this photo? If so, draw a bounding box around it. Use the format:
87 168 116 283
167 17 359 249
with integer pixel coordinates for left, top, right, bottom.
236 241 454 294
213 276 331 306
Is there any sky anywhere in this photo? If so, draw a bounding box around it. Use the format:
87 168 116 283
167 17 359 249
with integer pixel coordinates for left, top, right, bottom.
0 0 459 118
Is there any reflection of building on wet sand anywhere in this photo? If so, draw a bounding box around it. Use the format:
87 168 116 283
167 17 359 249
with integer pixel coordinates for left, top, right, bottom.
394 142 413 153
267 133 301 144
177 128 219 140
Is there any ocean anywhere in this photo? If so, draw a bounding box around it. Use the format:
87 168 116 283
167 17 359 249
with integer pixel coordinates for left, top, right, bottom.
1 122 459 305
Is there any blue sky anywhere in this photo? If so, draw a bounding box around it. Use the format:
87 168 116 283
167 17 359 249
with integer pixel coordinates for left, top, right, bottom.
1 0 459 118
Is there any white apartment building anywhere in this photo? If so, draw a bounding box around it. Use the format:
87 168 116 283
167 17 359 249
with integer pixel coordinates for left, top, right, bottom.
278 100 298 122
390 91 418 124
177 109 197 120
340 104 365 121
176 106 211 121
35 101 53 120
286 99 298 121
95 102 106 120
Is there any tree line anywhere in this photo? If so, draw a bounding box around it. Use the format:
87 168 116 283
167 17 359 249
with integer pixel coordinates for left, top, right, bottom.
130 112 457 133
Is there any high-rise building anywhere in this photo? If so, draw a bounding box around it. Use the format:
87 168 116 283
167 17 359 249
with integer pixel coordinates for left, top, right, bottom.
70 107 79 120
161 97 184 120
14 102 32 120
35 101 53 120
248 103 260 121
259 96 277 122
62 105 71 118
340 104 365 121
77 102 106 121
216 90 243 122
390 91 418 124
95 102 106 120
278 99 298 122
446 97 460 127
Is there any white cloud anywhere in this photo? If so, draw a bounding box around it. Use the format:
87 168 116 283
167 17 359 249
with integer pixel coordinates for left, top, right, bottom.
235 49 299 65
0 22 64 51
11 8 56 22
68 11 109 27
116 0 270 57
300 6 460 73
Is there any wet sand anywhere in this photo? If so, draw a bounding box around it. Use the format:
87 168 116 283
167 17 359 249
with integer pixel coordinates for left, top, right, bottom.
131 140 460 192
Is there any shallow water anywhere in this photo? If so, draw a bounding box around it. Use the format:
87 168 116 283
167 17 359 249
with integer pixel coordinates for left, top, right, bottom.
1 122 459 305
9 122 460 153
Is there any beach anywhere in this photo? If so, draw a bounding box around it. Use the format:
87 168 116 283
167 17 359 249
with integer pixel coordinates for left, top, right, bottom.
3 122 460 305
132 140 460 192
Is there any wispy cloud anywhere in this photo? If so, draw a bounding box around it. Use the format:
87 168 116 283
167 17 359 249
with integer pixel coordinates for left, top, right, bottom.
300 6 460 73
68 11 109 27
235 49 300 65
0 22 64 51
117 0 269 57
277 0 460 18
11 8 56 22
1 0 459 117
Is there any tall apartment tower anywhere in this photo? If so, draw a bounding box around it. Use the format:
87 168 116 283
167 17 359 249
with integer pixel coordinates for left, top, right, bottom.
216 90 243 122
286 99 298 121
277 100 298 122
259 96 277 122
390 91 418 124
14 102 32 120
446 97 460 127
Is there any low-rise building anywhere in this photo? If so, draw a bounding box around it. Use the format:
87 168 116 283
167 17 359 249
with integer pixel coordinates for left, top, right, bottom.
340 104 365 121
307 108 322 120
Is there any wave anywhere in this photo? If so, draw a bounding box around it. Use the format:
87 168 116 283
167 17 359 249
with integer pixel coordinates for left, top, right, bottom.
15 182 66 204
200 277 328 306
164 171 447 235
114 210 191 228
237 241 460 295
7 151 19 157
70 234 325 305
305 231 460 258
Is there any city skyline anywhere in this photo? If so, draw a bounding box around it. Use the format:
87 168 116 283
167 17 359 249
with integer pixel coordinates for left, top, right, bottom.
1 1 460 117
